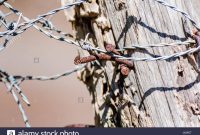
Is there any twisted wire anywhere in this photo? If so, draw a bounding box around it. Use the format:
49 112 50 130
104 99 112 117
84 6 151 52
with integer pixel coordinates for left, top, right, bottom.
0 64 85 127
1 0 199 62
0 0 86 37
16 64 85 83
123 40 195 49
0 1 82 52
120 45 200 61
154 0 200 30
0 0 7 5
0 0 86 127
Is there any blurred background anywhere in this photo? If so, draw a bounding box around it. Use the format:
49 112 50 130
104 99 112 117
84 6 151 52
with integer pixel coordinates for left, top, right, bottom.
0 0 94 127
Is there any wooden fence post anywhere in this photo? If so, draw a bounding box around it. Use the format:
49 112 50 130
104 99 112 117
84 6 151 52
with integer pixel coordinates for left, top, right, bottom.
62 0 200 127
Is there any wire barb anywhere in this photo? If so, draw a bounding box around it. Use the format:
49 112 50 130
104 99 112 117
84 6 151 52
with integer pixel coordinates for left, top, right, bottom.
1 0 200 127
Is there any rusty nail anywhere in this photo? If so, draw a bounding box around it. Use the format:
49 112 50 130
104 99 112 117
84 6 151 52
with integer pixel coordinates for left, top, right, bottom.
115 58 133 68
120 64 130 76
74 55 81 65
192 29 200 46
95 53 112 60
74 55 97 65
105 44 121 55
74 54 112 65
74 42 133 76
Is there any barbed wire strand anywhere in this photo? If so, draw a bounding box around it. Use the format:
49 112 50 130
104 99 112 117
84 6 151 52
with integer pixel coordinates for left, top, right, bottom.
0 2 71 37
123 40 195 49
16 64 85 83
0 0 7 5
0 64 85 127
0 0 100 128
0 71 31 127
154 0 200 30
0 70 30 105
1 0 199 61
0 0 86 37
0 1 83 52
121 45 200 61
10 87 30 127
1 0 199 60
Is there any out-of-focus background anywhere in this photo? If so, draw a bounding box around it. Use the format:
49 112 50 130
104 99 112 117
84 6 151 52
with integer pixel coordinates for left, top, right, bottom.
0 0 94 127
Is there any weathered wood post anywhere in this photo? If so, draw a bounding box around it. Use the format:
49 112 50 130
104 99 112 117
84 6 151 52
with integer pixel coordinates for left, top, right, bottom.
62 0 200 127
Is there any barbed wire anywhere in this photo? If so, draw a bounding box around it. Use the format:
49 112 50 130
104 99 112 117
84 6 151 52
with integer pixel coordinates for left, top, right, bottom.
154 0 200 30
0 64 85 127
0 0 86 37
2 0 199 61
121 45 200 61
0 0 200 127
123 40 195 49
0 0 7 5
15 64 85 83
1 0 199 61
0 0 87 127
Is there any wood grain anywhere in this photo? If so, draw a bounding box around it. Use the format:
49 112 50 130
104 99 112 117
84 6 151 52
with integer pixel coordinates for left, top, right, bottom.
63 0 200 127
